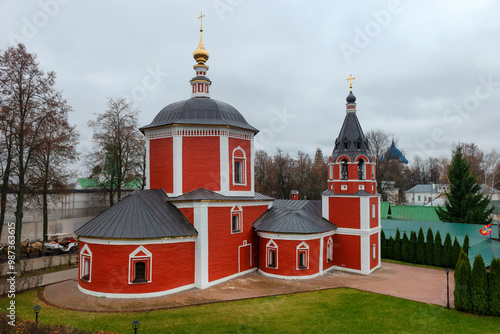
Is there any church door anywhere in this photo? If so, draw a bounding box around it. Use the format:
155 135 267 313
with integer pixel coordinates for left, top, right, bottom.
239 242 252 272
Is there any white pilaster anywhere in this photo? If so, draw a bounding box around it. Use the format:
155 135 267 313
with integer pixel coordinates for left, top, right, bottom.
173 136 183 196
194 203 209 289
250 137 255 194
360 234 370 274
145 138 150 189
220 135 229 193
322 195 329 220
319 235 324 273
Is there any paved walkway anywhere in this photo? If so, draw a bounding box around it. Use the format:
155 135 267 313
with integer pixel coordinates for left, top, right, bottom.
41 263 454 312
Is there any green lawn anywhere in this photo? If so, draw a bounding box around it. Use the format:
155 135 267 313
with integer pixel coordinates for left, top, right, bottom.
2 288 499 333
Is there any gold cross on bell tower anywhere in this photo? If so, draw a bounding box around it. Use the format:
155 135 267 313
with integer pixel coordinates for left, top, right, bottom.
346 74 355 91
198 11 205 31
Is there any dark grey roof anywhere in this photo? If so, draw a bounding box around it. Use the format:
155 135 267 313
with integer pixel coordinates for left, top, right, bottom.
331 91 373 162
166 188 274 202
75 189 197 239
253 200 337 234
190 75 212 83
139 97 258 133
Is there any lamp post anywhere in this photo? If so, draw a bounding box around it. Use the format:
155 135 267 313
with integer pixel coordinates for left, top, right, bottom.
446 268 450 310
33 305 41 323
132 320 140 334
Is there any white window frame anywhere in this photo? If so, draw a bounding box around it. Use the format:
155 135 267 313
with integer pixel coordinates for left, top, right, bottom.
232 147 247 186
80 244 92 282
266 240 278 269
372 204 376 218
231 205 243 233
128 246 152 284
296 241 309 270
372 244 376 260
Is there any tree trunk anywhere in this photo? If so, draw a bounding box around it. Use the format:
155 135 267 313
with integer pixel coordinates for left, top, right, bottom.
14 146 24 275
42 184 48 243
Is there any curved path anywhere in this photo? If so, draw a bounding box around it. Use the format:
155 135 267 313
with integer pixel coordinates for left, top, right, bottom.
41 262 454 312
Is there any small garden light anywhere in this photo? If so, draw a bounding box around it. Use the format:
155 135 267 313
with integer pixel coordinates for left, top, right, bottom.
132 319 140 333
33 304 41 323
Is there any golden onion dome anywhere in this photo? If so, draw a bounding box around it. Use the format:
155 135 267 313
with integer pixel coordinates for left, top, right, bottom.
193 29 209 65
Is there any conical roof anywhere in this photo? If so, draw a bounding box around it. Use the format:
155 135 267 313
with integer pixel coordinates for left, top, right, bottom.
75 189 197 239
331 91 373 161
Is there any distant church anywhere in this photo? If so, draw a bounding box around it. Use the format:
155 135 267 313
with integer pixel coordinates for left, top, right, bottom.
75 18 381 298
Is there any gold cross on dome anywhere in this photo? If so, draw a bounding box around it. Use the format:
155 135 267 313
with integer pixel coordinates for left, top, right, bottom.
198 11 205 30
346 74 355 91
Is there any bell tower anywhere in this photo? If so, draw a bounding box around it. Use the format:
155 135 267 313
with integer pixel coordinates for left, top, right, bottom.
322 75 381 275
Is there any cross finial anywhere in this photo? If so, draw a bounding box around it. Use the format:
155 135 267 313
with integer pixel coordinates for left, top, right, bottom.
198 11 205 31
346 74 355 91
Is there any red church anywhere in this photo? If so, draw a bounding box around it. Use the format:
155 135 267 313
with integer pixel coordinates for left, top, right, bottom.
75 23 381 298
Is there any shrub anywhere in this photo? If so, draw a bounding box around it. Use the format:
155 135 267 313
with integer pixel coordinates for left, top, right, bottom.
471 254 488 315
387 236 395 259
394 229 402 261
433 231 442 267
416 228 426 264
463 234 469 255
442 233 452 268
425 228 434 265
409 231 417 264
454 250 471 312
489 257 500 316
381 229 387 258
401 232 410 262
451 237 461 269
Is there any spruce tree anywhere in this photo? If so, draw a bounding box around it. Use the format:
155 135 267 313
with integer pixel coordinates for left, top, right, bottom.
433 231 442 267
471 254 488 315
451 237 461 269
442 233 452 268
463 234 469 255
489 257 500 316
381 230 387 258
387 236 394 259
454 250 472 312
401 232 410 262
409 231 417 264
394 229 402 261
417 228 426 264
426 228 434 265
435 146 493 224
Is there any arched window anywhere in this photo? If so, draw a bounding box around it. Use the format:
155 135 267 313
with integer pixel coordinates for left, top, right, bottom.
80 244 92 282
231 205 242 233
266 240 278 269
358 159 365 180
232 147 247 185
340 159 348 180
129 246 152 284
327 237 333 262
296 242 309 270
134 262 147 282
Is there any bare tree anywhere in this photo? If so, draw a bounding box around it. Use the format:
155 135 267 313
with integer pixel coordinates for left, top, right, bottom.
460 142 484 183
32 105 78 242
0 43 65 270
483 149 500 190
255 149 275 197
87 97 144 205
366 129 390 193
0 105 16 238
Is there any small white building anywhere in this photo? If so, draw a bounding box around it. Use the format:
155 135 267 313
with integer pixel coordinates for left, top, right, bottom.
406 183 500 206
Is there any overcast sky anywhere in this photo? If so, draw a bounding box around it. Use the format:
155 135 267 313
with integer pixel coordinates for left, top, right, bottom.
1 0 499 175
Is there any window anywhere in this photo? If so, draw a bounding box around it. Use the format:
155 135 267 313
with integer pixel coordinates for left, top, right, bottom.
372 164 375 180
418 195 421 201
424 196 427 202
340 159 348 180
358 159 365 180
327 237 333 262
129 246 152 284
296 242 309 270
372 244 376 260
372 204 376 218
266 240 278 269
79 244 92 282
198 83 203 92
232 147 247 185
231 205 242 233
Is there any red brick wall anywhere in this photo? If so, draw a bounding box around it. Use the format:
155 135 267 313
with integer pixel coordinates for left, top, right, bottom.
78 241 195 295
333 234 361 270
182 136 220 192
329 197 360 229
149 137 173 192
207 205 267 282
179 207 194 225
258 237 321 277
